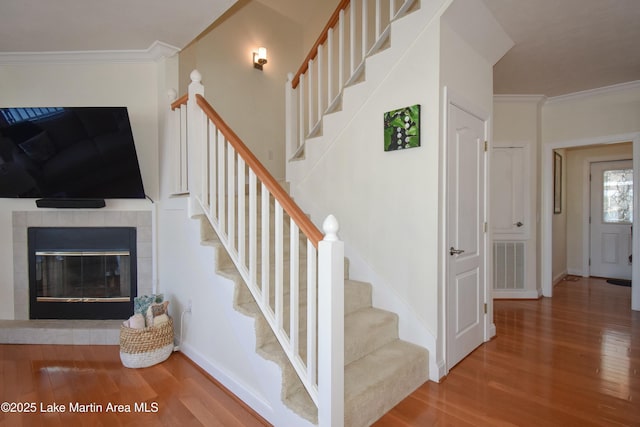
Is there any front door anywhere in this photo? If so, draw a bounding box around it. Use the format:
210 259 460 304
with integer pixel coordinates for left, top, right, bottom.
590 160 633 280
446 103 487 369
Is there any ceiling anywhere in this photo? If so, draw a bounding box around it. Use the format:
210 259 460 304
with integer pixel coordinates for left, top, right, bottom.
485 0 640 96
0 0 236 52
0 0 638 97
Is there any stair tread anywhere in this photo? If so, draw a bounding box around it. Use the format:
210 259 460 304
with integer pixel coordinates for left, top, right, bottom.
345 339 429 426
345 307 398 365
344 279 372 314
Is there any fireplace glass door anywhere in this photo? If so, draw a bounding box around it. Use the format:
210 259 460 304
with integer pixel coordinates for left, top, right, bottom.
35 251 131 303
28 226 137 319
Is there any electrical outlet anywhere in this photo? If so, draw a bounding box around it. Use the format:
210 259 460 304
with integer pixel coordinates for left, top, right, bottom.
186 299 192 313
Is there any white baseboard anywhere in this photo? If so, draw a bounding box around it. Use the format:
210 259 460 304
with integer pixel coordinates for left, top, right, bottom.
553 270 568 285
567 268 587 277
493 289 541 299
178 342 274 423
433 358 447 382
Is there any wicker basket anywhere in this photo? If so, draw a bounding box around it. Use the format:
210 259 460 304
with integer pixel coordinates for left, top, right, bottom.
119 317 174 368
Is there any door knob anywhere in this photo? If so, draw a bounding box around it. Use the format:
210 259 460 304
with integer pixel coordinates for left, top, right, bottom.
514 221 523 227
450 247 465 256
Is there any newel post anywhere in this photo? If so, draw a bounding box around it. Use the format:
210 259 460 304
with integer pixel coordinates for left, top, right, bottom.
285 72 298 167
166 89 181 195
187 70 205 218
318 214 344 427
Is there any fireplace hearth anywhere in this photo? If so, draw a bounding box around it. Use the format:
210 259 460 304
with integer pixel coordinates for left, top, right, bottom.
28 227 137 320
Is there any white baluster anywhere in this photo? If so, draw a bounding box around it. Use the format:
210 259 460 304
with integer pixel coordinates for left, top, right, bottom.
298 74 306 151
350 1 356 74
227 144 236 253
375 0 381 39
306 240 317 385
338 10 345 91
261 183 270 306
275 202 284 329
237 157 246 266
327 28 333 107
285 73 298 161
390 0 397 19
307 59 314 135
167 89 179 195
249 171 258 288
317 44 324 122
289 220 300 356
201 113 209 207
179 105 187 193
361 0 368 58
318 215 344 427
217 131 226 237
208 121 217 220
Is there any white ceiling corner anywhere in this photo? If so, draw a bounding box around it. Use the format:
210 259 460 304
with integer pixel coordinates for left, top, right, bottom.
0 0 638 97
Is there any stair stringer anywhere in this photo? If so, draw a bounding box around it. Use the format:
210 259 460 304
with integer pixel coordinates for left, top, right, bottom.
193 215 319 427
287 0 451 188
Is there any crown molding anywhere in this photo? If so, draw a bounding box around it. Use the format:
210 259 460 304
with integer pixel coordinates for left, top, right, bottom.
544 80 640 104
0 40 180 65
493 94 547 104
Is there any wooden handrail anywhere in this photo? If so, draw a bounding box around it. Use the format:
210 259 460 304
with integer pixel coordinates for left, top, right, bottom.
291 0 351 89
171 94 188 110
195 94 323 247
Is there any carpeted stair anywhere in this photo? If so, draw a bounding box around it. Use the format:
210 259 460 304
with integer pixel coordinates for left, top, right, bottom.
197 210 428 426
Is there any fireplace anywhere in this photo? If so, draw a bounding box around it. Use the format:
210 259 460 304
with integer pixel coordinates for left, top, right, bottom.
28 227 137 319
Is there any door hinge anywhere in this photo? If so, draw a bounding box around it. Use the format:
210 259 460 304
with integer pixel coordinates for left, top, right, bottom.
589 258 591 266
484 222 488 233
484 303 487 314
484 141 488 152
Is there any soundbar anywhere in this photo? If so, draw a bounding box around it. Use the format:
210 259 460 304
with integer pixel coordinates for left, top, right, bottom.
36 198 106 209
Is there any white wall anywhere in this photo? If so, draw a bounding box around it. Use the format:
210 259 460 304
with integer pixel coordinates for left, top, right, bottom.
493 82 640 300
439 0 511 368
552 148 567 283
539 82 640 306
177 1 304 181
295 8 442 347
0 60 161 319
492 96 544 294
287 0 509 377
542 83 640 144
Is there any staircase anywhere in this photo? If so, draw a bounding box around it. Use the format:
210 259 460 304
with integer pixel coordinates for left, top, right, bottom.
286 0 443 190
167 1 437 425
197 205 428 426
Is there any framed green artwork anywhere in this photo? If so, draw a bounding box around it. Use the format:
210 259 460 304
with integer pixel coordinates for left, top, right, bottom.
383 104 420 151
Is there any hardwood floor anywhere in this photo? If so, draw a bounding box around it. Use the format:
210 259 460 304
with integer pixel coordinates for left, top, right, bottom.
375 277 640 427
0 345 270 426
1 277 638 426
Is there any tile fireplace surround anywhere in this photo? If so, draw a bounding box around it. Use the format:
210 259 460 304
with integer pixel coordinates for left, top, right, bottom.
1 210 153 345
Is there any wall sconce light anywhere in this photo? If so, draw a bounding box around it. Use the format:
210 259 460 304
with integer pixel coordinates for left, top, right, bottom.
253 47 268 70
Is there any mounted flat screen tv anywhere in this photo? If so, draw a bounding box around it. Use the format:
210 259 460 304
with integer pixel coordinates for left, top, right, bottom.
0 107 145 200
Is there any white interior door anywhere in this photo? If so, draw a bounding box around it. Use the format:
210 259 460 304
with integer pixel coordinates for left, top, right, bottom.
491 147 527 236
491 147 528 293
446 104 486 370
590 160 633 280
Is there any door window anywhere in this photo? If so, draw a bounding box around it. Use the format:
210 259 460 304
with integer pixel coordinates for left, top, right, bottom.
602 168 633 224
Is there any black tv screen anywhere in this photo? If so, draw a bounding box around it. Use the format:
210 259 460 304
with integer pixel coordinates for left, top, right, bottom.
0 107 145 199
